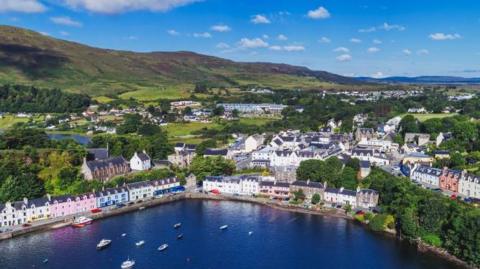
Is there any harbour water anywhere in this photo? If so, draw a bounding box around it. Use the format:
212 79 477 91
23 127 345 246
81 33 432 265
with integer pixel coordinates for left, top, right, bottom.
0 200 464 269
47 133 91 145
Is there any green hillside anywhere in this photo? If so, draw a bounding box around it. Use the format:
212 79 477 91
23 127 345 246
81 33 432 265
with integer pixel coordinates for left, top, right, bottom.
0 25 364 98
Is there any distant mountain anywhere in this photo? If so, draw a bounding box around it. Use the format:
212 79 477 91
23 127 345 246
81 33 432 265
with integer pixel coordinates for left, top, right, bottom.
357 76 480 84
0 25 363 97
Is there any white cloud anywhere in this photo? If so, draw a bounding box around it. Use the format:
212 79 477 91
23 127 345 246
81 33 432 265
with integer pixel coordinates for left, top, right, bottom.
367 47 380 53
59 31 70 36
277 34 288 41
125 35 138 40
216 42 230 49
318 36 331 43
251 14 270 24
307 6 330 19
39 31 50 36
61 0 200 14
167 29 179 36
238 37 269 48
50 16 82 27
358 27 376 33
211 24 231 32
262 34 269 39
373 39 382 44
193 32 211 38
269 45 282 51
269 45 306 52
402 49 412 55
417 49 429 55
380 22 405 31
429 33 461 41
371 71 385 78
333 47 349 53
350 38 362 43
336 54 352 62
358 22 405 32
0 0 46 13
284 45 305 51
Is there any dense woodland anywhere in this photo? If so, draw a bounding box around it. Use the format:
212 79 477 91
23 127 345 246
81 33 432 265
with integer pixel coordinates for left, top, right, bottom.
0 85 91 113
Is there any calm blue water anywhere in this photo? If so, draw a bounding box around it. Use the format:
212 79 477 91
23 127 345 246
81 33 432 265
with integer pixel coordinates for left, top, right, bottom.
48 134 91 145
0 200 464 269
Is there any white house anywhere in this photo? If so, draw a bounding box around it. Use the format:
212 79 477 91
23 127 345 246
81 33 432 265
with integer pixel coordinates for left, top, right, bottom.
410 165 441 187
127 181 154 202
130 151 152 171
245 134 265 152
459 174 480 199
203 175 261 195
0 201 28 228
324 186 358 207
26 197 51 222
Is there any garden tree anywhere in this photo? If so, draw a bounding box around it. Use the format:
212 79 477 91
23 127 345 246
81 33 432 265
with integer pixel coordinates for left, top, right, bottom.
0 173 45 202
340 167 358 189
183 106 193 115
449 152 466 168
0 127 51 149
149 133 172 160
421 118 443 137
137 123 161 136
189 156 235 182
195 139 217 155
194 82 208 93
159 100 171 114
293 189 305 201
417 194 449 235
117 114 143 135
213 105 225 116
297 157 354 188
399 115 419 135
0 84 90 113
231 109 239 118
57 167 80 190
311 193 321 205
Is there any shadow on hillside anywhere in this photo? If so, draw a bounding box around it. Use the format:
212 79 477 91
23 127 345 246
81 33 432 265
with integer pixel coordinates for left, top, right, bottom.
0 44 69 78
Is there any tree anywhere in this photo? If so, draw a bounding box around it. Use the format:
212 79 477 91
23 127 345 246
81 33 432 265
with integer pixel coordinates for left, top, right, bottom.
311 193 321 204
400 115 419 135
293 189 305 201
0 174 45 202
196 139 217 155
213 106 225 116
190 156 235 181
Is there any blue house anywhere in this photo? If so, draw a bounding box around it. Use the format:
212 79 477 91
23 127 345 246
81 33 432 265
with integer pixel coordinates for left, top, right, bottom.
95 186 129 208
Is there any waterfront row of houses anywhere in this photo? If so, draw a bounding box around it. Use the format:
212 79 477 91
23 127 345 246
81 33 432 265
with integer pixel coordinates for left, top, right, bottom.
410 165 480 199
0 178 183 229
202 175 379 209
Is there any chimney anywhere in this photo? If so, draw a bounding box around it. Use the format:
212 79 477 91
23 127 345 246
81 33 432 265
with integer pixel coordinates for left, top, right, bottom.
307 179 310 185
340 187 344 193
46 194 51 201
23 197 28 204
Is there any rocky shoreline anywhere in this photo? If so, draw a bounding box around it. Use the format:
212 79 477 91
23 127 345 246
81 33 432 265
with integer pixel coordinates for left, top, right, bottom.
0 192 475 268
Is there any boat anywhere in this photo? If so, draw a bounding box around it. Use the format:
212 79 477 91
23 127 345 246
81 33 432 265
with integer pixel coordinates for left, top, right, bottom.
96 239 112 250
42 258 49 264
72 216 93 228
135 240 145 247
121 233 127 237
158 244 168 251
248 231 253 236
138 206 145 210
173 223 182 229
120 258 135 269
177 233 184 240
219 225 228 230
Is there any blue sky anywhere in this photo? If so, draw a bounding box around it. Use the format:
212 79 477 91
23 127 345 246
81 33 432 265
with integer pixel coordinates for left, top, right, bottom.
0 0 479 77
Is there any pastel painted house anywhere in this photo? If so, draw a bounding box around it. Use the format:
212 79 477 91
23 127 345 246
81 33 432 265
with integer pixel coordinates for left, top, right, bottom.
152 177 182 196
127 181 154 202
0 201 28 228
26 197 51 222
49 193 96 218
95 187 129 208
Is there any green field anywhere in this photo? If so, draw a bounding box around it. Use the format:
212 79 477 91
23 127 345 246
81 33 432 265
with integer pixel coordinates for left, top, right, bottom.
119 85 192 101
163 122 221 137
0 115 44 129
401 113 458 122
239 117 278 126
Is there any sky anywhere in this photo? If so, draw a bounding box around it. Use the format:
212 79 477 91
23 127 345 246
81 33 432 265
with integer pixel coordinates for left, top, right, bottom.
0 0 479 78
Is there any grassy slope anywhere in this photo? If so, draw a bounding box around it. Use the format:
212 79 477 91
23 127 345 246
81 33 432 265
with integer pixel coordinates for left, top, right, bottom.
0 25 368 100
401 113 459 122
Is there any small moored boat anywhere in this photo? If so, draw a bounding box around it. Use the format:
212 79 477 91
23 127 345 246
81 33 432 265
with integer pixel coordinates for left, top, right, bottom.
72 216 93 228
138 206 145 211
158 244 168 251
173 223 182 229
219 225 228 230
135 240 145 247
43 258 49 264
121 233 127 237
121 258 135 269
177 234 184 240
248 231 253 236
97 239 112 250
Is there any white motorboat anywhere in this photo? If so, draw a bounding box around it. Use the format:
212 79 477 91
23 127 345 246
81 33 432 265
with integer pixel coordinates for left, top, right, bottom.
158 244 168 251
173 223 182 229
121 258 135 269
96 239 112 250
248 231 253 236
121 233 127 237
219 225 228 230
135 240 145 247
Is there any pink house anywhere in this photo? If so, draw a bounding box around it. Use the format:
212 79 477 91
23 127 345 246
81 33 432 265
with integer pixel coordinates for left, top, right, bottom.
49 193 96 218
